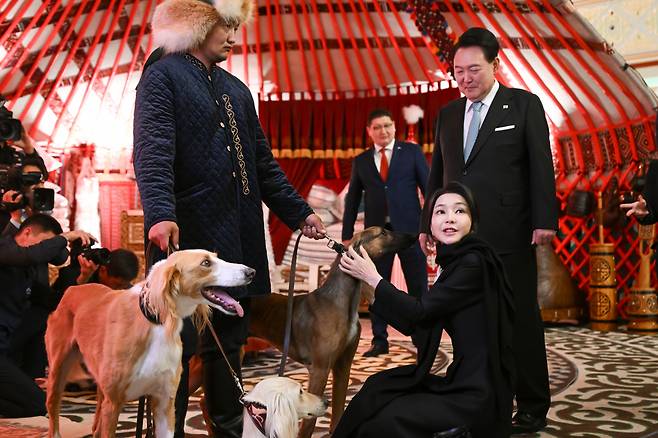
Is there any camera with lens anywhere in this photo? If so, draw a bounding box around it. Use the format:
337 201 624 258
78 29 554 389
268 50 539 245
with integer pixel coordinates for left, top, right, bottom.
70 238 111 266
0 97 22 143
0 97 55 213
80 245 111 266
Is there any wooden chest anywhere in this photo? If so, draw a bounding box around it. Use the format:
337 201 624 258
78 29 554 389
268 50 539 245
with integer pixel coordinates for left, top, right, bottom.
120 209 146 280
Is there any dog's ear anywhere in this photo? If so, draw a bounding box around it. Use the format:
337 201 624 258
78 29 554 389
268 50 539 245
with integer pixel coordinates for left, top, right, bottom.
144 259 180 333
268 391 298 438
351 227 377 254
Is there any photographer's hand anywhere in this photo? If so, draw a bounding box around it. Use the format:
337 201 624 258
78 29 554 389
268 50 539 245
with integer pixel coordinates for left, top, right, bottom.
12 126 35 154
2 190 24 223
2 190 18 204
76 254 98 284
620 194 649 219
61 230 96 247
149 220 179 252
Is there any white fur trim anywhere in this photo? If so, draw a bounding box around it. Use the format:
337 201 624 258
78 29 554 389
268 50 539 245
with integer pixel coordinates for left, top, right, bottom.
153 0 218 53
153 0 253 54
214 0 253 24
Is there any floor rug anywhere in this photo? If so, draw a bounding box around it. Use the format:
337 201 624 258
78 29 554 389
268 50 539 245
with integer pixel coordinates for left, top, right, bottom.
1 327 656 437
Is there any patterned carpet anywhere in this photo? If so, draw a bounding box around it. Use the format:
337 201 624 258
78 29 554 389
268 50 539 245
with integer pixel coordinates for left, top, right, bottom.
1 326 657 437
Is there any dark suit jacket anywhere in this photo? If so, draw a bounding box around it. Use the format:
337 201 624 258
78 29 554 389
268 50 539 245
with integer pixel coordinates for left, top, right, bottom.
343 140 429 241
134 54 313 298
0 235 68 353
426 85 558 253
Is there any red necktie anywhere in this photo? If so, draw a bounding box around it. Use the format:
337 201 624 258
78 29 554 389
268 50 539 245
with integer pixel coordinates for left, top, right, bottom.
379 146 389 181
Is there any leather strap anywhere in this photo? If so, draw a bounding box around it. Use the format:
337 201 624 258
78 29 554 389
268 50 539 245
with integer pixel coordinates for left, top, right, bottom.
243 400 268 436
278 232 303 376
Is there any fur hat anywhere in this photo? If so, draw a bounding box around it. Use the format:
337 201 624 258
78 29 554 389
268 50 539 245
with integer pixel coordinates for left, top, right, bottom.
153 0 253 53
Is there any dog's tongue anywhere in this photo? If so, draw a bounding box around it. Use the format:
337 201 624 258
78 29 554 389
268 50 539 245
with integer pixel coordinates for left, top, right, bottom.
215 290 244 317
231 298 244 317
205 288 245 317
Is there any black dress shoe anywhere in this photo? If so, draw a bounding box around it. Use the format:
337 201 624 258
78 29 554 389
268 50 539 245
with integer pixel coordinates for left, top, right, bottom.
511 412 547 435
433 426 472 437
363 343 389 357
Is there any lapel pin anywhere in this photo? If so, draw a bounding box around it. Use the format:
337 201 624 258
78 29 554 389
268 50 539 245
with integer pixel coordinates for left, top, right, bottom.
503 104 509 109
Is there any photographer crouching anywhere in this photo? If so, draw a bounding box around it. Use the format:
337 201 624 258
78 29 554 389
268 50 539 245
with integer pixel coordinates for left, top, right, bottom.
54 244 139 294
50 245 139 392
0 214 94 417
0 98 64 386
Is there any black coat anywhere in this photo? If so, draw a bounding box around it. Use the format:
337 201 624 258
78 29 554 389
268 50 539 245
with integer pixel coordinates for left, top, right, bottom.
333 237 514 438
133 54 313 297
0 235 68 353
426 85 557 253
342 140 429 240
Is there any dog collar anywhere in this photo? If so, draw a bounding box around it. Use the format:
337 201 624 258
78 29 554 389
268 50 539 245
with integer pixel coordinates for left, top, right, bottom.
325 236 346 254
243 399 268 436
139 287 162 325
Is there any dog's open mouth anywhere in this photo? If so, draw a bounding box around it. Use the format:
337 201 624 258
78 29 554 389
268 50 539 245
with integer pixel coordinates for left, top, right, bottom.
202 287 244 317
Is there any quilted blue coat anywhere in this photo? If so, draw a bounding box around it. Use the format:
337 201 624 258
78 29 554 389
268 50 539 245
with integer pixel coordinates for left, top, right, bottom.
133 53 313 297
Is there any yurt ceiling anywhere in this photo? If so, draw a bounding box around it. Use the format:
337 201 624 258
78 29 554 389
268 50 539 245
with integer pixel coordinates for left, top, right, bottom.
1 0 657 170
2 0 658 291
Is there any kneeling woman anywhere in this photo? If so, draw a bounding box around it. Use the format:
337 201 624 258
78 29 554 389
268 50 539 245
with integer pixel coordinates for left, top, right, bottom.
334 181 515 438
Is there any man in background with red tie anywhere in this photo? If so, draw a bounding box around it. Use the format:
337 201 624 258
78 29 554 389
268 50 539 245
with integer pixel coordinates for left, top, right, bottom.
342 108 429 357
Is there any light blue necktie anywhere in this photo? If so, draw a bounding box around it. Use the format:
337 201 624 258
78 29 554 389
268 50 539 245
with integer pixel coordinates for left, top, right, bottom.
464 101 483 162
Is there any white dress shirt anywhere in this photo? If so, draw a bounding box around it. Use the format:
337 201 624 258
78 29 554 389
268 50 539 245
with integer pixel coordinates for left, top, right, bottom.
463 80 500 153
373 139 394 223
373 139 395 172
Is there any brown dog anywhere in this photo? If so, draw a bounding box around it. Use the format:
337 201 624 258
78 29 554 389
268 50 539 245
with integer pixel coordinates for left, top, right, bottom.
249 226 417 437
45 249 255 438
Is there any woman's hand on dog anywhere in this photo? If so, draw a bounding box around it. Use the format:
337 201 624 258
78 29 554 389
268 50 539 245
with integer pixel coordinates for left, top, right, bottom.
339 246 382 293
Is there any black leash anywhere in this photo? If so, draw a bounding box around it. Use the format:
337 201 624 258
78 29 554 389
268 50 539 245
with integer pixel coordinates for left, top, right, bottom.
277 233 303 376
277 233 346 376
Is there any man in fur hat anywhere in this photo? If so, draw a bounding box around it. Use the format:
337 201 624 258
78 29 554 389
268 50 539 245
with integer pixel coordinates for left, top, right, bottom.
133 1 326 436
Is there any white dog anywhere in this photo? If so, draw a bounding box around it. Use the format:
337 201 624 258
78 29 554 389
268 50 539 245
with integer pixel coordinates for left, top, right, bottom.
242 377 328 438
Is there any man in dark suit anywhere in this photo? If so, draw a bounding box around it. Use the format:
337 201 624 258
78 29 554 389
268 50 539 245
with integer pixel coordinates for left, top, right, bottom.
0 214 94 417
420 28 558 434
343 108 429 357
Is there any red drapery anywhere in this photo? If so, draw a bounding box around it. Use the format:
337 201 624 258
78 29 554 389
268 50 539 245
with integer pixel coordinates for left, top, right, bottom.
260 85 460 160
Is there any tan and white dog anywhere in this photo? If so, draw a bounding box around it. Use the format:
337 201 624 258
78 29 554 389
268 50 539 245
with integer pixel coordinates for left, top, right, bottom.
241 377 327 438
45 249 254 438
